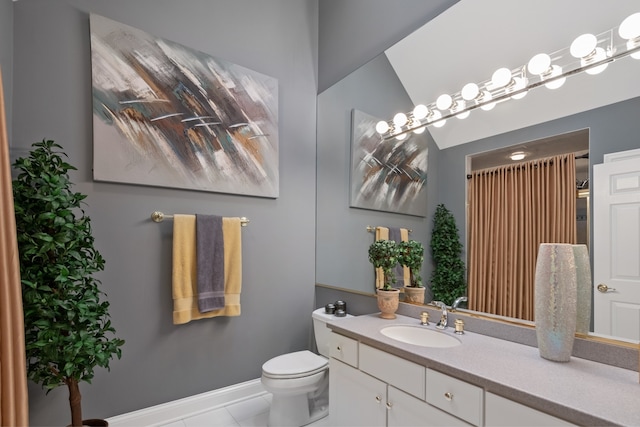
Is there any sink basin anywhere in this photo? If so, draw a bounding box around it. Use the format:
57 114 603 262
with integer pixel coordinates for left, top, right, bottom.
380 325 461 348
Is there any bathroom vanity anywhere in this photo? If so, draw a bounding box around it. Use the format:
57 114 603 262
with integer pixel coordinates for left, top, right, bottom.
327 313 639 426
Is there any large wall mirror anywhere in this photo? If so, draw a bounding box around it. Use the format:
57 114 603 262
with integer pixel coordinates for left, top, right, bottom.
316 0 640 345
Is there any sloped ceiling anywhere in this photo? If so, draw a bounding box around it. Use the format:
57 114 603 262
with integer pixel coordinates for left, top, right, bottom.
385 0 640 150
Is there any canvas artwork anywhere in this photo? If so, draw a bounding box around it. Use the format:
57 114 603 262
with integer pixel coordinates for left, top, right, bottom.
349 109 428 217
90 14 279 197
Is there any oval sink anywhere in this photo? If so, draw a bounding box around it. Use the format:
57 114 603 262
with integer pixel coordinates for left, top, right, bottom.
380 325 461 348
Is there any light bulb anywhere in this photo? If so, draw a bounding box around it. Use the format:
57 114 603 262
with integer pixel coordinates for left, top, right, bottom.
456 111 470 120
491 67 512 88
479 91 496 111
544 65 566 89
627 39 640 59
395 132 407 141
428 110 445 128
461 83 480 101
510 152 526 161
376 121 390 134
436 94 453 111
412 104 428 120
413 126 426 134
433 120 446 128
583 47 608 75
570 33 597 58
619 13 640 40
393 113 408 127
527 53 551 75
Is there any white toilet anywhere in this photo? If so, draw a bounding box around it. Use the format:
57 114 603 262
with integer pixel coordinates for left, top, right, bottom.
261 307 353 426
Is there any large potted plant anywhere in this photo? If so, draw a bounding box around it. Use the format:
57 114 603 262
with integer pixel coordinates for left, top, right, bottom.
430 204 467 306
368 239 400 319
12 139 124 427
398 240 426 304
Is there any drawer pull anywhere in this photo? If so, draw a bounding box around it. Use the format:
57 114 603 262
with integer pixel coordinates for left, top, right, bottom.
386 402 393 410
375 395 382 403
444 392 453 401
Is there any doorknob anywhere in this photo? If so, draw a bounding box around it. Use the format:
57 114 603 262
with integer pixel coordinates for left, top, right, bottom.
597 283 616 293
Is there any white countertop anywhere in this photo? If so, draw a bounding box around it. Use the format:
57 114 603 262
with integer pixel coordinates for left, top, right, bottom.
328 313 640 426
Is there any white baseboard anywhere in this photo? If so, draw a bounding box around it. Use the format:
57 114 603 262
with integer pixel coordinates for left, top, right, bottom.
106 378 265 426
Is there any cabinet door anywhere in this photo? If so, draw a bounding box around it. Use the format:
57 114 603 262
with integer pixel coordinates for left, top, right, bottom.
388 386 471 427
329 358 386 427
485 392 576 426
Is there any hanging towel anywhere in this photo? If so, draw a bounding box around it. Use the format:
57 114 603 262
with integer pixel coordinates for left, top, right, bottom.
196 214 225 313
172 215 243 325
389 227 411 287
374 227 389 290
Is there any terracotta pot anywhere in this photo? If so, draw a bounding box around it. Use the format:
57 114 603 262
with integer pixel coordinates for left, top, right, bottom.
403 286 425 305
377 289 400 319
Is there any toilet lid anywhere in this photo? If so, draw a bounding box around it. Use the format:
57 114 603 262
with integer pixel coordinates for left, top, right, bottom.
262 350 328 379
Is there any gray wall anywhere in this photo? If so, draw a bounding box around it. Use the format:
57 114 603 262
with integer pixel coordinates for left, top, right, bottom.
316 53 439 298
318 0 458 93
12 0 317 424
0 0 12 141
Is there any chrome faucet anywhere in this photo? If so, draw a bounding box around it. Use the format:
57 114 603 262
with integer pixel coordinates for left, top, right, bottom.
451 296 468 311
432 301 448 329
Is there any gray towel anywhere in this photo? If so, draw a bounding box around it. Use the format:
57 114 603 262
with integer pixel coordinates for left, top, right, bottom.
389 227 404 285
196 214 225 312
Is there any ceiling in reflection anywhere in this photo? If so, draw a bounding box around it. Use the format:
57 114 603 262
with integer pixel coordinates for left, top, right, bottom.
385 0 640 150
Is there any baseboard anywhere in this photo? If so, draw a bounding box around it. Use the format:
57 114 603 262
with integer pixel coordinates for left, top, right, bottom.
106 378 265 426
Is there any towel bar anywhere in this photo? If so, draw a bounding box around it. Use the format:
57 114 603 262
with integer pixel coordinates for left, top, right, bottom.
151 211 250 226
366 225 411 233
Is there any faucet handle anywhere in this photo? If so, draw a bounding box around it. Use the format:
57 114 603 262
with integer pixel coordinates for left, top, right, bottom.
420 311 429 325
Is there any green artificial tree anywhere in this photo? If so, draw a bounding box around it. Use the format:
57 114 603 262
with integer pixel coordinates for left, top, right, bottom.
430 204 467 305
12 139 124 427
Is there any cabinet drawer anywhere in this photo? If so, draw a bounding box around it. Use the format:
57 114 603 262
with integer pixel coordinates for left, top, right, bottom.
329 332 358 367
426 369 483 426
359 344 425 399
485 392 576 426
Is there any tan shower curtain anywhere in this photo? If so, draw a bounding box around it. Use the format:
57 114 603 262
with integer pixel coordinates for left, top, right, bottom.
467 153 576 321
0 68 29 426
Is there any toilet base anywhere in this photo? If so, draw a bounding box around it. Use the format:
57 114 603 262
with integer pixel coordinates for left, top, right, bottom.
265 372 329 427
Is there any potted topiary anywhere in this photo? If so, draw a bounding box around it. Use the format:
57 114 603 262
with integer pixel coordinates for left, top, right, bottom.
12 139 125 427
398 240 425 304
368 239 400 319
430 204 467 306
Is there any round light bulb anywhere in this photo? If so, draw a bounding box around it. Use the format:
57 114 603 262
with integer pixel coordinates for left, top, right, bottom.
436 94 453 111
393 112 408 127
527 53 551 75
375 121 390 134
583 47 608 75
570 33 597 58
433 119 446 128
491 67 512 88
461 83 480 101
544 65 566 89
412 104 428 120
627 39 640 59
479 91 496 111
413 126 426 134
395 132 407 141
456 111 470 120
428 110 445 128
510 152 526 161
619 13 640 40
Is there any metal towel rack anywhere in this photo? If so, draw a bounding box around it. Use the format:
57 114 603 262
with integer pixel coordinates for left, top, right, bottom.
366 225 412 233
151 211 250 226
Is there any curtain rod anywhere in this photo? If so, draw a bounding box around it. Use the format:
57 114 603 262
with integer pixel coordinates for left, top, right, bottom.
151 211 250 226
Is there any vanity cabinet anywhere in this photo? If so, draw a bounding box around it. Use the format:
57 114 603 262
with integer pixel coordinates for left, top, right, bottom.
484 392 575 426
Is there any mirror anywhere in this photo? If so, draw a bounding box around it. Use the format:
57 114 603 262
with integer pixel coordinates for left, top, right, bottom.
316 1 640 343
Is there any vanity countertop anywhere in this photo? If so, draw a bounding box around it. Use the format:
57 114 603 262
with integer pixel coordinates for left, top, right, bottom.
327 313 640 427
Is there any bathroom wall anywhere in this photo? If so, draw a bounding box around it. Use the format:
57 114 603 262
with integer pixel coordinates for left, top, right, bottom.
11 1 317 424
0 0 13 140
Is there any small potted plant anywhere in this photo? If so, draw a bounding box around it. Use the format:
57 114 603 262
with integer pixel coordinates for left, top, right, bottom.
13 140 125 427
368 239 400 319
398 240 425 304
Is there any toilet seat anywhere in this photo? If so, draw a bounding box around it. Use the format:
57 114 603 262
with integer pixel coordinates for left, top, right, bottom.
262 350 328 379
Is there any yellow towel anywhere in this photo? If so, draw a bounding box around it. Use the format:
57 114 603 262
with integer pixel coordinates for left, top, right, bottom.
374 226 410 289
172 215 243 325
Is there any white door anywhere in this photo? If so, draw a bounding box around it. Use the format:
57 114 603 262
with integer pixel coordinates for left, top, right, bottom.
593 158 640 341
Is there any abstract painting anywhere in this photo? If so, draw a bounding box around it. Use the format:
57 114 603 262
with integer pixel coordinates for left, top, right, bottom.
90 14 279 197
349 109 428 217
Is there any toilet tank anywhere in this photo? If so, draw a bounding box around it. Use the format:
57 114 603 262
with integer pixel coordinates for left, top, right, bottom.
312 307 353 358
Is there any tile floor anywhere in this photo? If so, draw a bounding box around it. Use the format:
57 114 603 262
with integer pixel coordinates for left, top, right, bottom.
158 393 331 427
